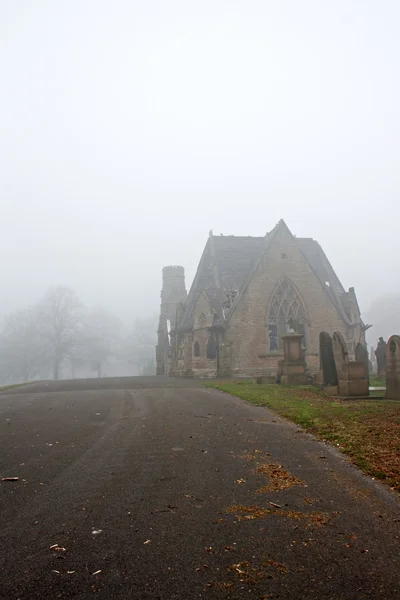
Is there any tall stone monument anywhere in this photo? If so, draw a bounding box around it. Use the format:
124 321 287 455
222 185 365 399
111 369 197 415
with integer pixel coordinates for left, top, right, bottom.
375 337 386 379
280 333 308 385
385 335 400 400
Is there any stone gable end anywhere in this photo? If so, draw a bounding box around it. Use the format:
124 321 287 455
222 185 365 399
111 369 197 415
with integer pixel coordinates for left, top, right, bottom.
192 292 214 331
225 232 349 376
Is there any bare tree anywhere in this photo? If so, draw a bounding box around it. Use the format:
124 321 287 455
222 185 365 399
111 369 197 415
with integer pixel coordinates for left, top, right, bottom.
122 316 157 375
80 308 123 377
38 286 84 380
0 306 50 384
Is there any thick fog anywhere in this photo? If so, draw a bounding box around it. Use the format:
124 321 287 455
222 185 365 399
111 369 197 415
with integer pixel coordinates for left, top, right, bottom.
1 0 399 332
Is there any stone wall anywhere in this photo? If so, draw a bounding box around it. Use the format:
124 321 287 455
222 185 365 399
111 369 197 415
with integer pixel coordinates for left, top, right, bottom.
165 226 365 379
156 266 187 375
224 228 356 377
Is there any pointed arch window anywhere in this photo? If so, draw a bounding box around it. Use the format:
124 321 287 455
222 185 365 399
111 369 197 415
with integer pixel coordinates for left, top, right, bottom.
267 279 307 351
206 338 217 359
193 341 200 357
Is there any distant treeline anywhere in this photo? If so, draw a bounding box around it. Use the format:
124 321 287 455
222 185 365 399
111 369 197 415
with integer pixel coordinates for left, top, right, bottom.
0 285 156 384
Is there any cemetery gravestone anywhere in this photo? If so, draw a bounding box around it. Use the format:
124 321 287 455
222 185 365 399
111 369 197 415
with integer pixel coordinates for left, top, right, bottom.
385 335 400 400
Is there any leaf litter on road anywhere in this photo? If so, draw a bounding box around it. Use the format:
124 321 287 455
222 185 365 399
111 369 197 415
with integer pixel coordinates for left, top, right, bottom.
256 463 305 492
226 504 338 526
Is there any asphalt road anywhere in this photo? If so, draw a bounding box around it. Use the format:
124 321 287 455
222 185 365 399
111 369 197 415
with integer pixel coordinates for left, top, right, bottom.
0 377 399 600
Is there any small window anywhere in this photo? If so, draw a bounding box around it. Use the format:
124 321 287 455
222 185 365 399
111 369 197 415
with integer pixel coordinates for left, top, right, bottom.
193 341 200 357
206 338 217 359
268 325 279 351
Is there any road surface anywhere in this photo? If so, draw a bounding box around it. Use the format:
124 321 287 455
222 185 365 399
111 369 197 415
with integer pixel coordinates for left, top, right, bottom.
0 377 399 599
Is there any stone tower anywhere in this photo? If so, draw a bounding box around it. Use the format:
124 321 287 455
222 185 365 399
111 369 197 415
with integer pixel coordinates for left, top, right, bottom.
156 266 187 375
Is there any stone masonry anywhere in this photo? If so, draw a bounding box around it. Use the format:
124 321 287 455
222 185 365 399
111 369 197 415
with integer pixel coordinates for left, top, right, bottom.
157 220 367 378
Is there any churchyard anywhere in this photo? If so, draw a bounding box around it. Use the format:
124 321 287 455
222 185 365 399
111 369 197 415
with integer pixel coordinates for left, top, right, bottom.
205 380 400 492
205 331 400 492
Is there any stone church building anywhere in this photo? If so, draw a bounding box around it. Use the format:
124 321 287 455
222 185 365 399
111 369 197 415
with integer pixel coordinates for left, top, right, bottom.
156 220 366 378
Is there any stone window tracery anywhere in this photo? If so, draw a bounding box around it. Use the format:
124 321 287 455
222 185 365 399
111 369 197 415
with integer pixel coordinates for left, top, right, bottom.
267 279 307 351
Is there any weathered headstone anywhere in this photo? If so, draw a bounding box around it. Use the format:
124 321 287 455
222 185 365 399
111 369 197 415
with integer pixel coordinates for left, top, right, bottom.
355 342 369 385
375 337 386 378
332 332 368 397
319 332 338 386
332 331 349 382
385 335 400 400
339 361 369 397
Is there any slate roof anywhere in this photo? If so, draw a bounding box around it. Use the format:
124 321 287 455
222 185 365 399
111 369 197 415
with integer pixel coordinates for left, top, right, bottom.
178 221 360 331
212 235 266 292
295 238 354 325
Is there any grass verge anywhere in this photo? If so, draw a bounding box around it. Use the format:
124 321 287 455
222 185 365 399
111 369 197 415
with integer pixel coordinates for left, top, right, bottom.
0 383 33 393
205 381 400 492
369 375 386 387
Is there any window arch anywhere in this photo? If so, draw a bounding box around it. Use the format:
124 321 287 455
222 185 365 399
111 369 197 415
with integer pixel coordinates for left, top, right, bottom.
193 341 200 357
267 279 307 351
206 338 217 359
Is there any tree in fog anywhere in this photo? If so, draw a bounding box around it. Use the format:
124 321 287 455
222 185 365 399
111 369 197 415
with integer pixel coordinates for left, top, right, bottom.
0 307 49 384
0 286 156 383
80 308 123 377
366 293 400 345
123 316 157 375
38 286 84 380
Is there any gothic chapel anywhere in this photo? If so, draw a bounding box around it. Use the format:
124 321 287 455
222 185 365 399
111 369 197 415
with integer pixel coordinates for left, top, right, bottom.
156 220 366 378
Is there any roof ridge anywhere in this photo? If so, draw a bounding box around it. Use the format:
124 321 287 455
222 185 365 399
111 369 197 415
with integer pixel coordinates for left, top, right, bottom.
225 221 290 321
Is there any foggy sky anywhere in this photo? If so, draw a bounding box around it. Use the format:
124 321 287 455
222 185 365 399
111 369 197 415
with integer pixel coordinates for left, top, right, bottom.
1 0 399 326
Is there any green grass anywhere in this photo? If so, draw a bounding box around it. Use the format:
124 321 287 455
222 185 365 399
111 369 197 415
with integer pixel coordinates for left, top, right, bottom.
0 382 34 393
369 375 386 387
205 381 400 491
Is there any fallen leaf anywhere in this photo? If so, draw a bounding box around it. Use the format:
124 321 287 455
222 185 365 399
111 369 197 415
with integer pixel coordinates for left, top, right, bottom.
144 539 152 545
236 479 246 484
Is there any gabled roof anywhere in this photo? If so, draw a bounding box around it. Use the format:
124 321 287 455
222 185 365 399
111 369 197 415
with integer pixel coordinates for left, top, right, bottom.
178 220 361 331
212 235 265 292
